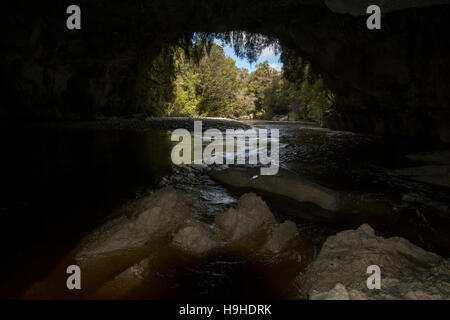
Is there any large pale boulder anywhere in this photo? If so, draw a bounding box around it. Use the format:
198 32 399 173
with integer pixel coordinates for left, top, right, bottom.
214 193 276 241
172 222 220 255
210 168 342 212
299 224 450 300
75 187 194 262
262 220 299 254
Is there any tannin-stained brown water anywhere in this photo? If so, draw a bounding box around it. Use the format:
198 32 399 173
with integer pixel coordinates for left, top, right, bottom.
1 121 449 299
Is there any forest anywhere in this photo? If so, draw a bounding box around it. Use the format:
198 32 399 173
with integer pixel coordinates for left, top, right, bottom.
137 38 335 125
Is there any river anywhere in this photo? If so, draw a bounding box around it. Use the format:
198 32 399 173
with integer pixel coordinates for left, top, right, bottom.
0 120 449 299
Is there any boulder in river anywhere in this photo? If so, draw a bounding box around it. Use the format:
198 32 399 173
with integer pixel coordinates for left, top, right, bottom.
214 193 276 241
210 167 342 212
299 224 450 300
262 220 300 254
384 150 450 188
172 221 220 255
75 186 194 262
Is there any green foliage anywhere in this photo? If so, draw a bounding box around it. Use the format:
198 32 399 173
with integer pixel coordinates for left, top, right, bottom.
136 45 185 116
246 61 302 120
140 38 335 122
166 42 240 117
299 72 335 125
169 71 200 116
195 46 240 117
281 49 335 125
135 36 214 116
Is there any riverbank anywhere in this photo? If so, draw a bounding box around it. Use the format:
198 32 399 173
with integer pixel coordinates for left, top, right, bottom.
0 116 251 132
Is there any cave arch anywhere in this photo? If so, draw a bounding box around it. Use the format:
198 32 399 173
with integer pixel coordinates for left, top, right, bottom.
2 0 450 141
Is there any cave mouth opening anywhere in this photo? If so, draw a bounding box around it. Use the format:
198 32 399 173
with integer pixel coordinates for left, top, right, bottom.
139 30 335 124
3 1 450 141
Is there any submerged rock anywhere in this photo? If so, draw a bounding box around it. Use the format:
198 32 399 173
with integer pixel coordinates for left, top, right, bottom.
89 257 152 299
75 187 194 262
299 224 450 300
172 222 220 255
383 150 450 188
392 165 450 188
406 150 450 166
210 167 342 212
214 193 276 241
262 220 299 254
27 191 310 299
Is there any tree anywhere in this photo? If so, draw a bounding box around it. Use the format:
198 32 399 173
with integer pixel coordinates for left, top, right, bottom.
280 48 335 125
166 42 241 117
140 39 335 122
195 46 239 117
246 61 279 115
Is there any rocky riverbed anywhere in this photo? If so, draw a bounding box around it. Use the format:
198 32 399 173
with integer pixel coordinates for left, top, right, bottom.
25 187 311 299
3 118 449 300
25 187 450 300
